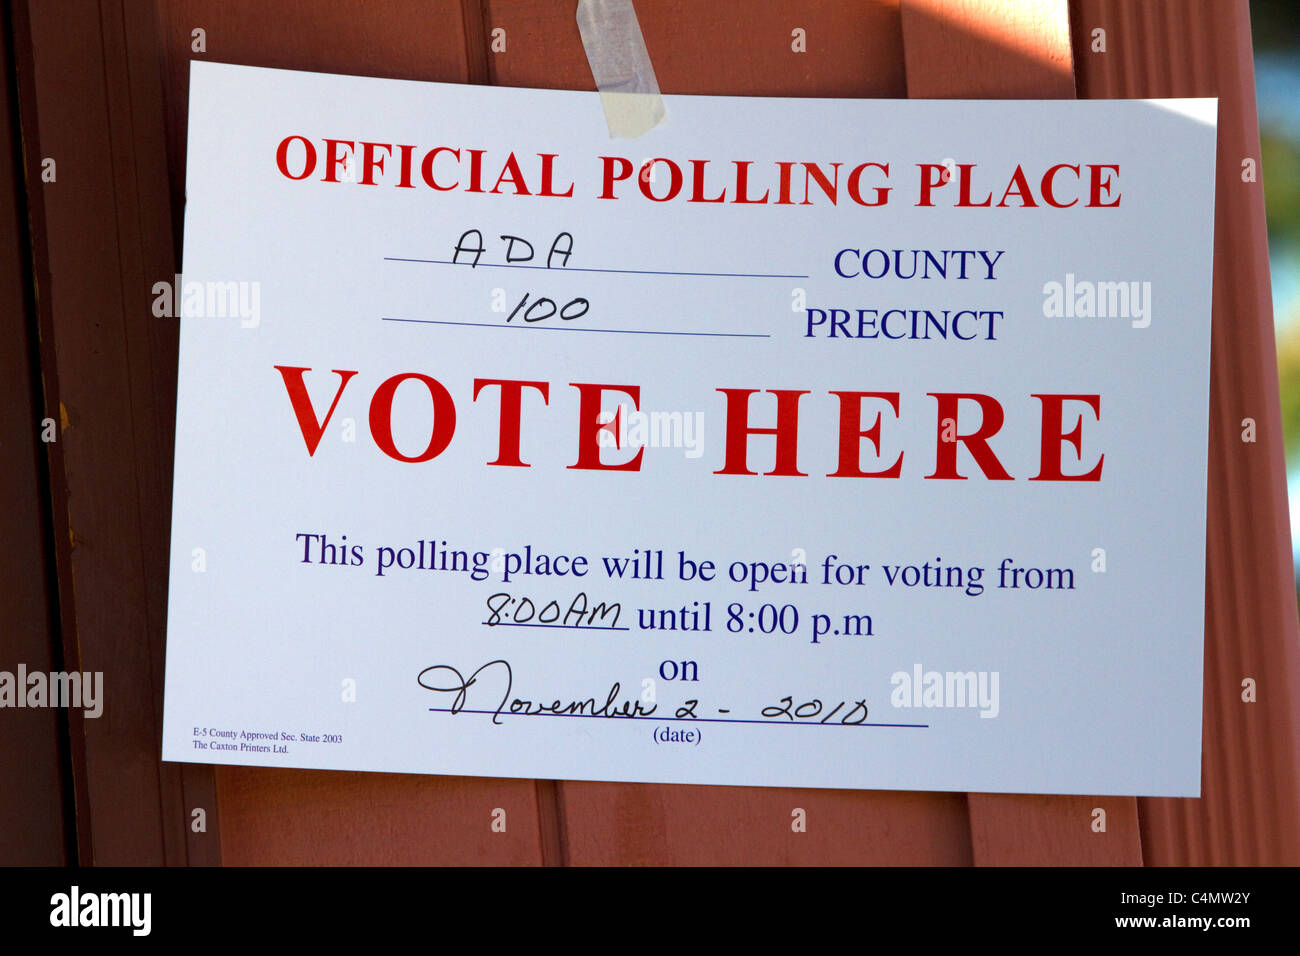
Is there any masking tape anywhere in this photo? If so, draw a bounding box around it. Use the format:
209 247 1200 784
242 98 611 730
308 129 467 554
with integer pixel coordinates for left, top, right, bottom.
576 0 667 139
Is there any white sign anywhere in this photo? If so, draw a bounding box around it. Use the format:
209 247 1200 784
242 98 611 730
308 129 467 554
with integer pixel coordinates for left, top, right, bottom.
162 62 1217 796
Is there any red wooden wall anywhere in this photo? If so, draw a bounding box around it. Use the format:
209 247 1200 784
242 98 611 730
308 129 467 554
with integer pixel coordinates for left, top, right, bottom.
2 0 1295 866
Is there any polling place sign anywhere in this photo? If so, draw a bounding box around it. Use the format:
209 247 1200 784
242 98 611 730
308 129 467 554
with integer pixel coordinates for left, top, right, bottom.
161 61 1217 795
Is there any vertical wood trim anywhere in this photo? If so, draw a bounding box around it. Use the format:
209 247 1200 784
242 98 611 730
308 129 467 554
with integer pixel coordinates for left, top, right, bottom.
461 0 492 85
9 0 96 868
534 780 569 867
1071 0 1300 865
0 0 72 867
900 0 1143 865
10 0 218 864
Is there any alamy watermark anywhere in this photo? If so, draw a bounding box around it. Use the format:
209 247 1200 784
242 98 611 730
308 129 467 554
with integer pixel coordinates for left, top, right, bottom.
0 665 102 718
152 273 261 328
1042 273 1151 328
596 403 704 459
890 663 999 718
50 886 150 936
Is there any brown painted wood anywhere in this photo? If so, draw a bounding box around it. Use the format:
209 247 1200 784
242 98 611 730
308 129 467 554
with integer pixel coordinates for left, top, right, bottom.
560 784 972 866
0 3 70 867
902 0 1074 98
218 769 547 865
967 794 1141 866
484 0 906 97
1072 0 1300 865
900 0 1142 865
10 0 217 864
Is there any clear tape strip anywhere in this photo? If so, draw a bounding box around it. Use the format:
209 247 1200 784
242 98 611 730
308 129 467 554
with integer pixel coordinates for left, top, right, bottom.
576 0 666 139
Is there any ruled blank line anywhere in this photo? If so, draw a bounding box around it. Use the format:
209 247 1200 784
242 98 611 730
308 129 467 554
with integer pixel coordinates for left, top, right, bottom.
385 257 807 279
381 317 770 338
